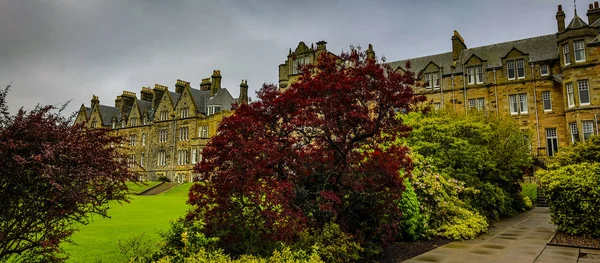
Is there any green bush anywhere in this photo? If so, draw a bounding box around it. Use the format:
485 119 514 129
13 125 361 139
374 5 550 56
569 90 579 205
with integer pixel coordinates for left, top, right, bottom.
521 183 538 206
153 246 323 263
465 182 515 221
523 196 533 210
294 222 363 263
539 163 600 237
411 155 488 240
397 178 426 241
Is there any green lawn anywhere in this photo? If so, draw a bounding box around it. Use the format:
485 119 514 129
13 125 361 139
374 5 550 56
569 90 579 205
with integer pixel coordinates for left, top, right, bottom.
63 183 193 263
521 182 538 204
125 181 161 194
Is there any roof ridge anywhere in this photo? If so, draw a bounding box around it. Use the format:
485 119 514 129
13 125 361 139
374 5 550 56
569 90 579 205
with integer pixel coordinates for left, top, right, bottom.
464 34 556 51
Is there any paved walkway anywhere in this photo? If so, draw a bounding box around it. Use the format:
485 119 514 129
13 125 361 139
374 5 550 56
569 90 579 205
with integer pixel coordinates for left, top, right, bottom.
403 207 600 263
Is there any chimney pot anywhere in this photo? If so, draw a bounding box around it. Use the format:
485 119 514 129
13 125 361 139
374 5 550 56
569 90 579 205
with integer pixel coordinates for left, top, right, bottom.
558 4 563 12
590 3 594 9
595 2 599 8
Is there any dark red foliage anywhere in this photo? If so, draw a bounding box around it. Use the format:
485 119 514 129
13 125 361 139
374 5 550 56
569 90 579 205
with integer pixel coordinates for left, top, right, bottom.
189 49 423 253
0 85 135 262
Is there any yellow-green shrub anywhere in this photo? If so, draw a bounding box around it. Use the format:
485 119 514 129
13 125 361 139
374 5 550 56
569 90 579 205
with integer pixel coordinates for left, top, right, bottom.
539 163 600 237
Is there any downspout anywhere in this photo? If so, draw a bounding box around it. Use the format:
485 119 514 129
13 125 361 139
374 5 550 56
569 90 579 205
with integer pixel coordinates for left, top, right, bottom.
440 62 444 108
451 73 456 111
462 58 467 111
595 114 599 135
531 63 541 149
171 114 176 181
493 68 498 116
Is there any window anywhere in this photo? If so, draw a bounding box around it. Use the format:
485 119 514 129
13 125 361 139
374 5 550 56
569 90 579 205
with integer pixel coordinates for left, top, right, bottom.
292 56 310 74
143 116 148 125
207 106 221 116
192 148 198 164
516 59 525 79
578 80 590 105
121 120 125 128
574 40 586 62
433 72 440 88
160 111 168 121
130 117 138 127
509 94 528 114
424 73 432 90
141 133 146 146
546 128 559 156
129 134 136 146
468 99 476 109
477 98 485 111
179 126 189 141
92 120 98 128
127 155 136 168
177 150 189 165
140 153 145 167
507 61 515 80
158 151 166 166
433 102 441 110
540 65 549 76
467 67 474 84
111 121 116 129
583 121 595 141
542 91 552 111
180 107 189 118
198 125 209 138
563 44 570 66
159 129 168 143
570 122 580 143
475 66 484 84
566 83 575 107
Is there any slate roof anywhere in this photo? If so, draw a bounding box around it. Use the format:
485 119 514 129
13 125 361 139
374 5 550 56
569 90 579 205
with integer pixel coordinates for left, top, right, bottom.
85 107 91 118
387 34 558 74
207 88 235 111
98 105 120 126
138 100 152 113
567 13 588 29
190 88 211 114
169 91 181 106
553 74 563 83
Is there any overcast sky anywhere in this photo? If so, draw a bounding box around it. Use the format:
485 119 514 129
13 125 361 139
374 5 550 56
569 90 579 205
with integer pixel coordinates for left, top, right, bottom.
0 0 577 115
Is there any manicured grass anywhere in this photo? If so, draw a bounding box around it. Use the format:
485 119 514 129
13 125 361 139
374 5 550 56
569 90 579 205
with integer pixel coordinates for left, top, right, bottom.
125 181 161 194
521 182 538 204
63 183 193 263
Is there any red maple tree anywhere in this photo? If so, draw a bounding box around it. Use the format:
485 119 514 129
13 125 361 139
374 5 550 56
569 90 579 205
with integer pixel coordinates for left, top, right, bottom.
189 48 422 253
0 85 136 262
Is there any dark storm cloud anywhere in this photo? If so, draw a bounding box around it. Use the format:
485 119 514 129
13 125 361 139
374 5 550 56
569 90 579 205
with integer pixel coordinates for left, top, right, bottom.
0 0 570 115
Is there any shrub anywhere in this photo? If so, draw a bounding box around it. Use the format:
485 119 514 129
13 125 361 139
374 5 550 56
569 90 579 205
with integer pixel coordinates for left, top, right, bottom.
539 163 600 237
523 196 533 210
411 155 488 240
154 246 323 263
397 178 426 241
521 183 538 206
294 222 363 263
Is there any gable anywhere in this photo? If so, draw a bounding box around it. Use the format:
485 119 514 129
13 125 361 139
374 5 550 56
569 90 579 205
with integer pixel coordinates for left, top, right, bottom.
423 62 440 73
154 91 174 121
502 47 528 59
175 86 197 115
465 54 485 66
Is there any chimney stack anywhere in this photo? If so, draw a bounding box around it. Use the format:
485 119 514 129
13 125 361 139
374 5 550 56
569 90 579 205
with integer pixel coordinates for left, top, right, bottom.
239 79 249 105
557 5 566 32
115 95 122 109
200 78 211 91
366 44 375 61
316 41 327 51
175 79 189 94
210 70 222 96
140 87 154 102
587 1 600 24
451 30 467 61
91 95 99 108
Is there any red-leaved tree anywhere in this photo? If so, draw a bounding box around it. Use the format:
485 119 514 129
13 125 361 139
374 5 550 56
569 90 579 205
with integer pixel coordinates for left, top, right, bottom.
189 48 422 254
0 85 136 262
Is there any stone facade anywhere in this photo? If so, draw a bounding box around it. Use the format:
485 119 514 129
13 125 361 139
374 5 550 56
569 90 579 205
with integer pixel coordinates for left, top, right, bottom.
75 70 248 182
280 3 600 157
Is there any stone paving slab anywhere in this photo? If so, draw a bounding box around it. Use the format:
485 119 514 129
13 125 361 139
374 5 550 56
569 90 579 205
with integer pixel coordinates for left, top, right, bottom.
403 207 556 263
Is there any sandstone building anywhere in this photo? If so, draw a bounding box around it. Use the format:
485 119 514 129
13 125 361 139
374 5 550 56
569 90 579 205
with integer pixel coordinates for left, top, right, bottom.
280 3 600 157
75 70 248 182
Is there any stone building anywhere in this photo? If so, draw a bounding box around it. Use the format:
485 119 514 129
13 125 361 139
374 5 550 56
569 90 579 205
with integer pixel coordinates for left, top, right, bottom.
280 3 600 157
75 70 248 182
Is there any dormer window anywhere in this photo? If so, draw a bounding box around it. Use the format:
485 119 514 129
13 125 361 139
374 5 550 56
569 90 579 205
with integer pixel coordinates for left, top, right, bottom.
160 111 168 121
111 120 116 129
180 107 189 118
467 66 483 84
92 120 97 128
130 117 138 127
423 73 439 90
507 59 525 80
574 40 586 62
540 65 549 76
207 105 221 116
